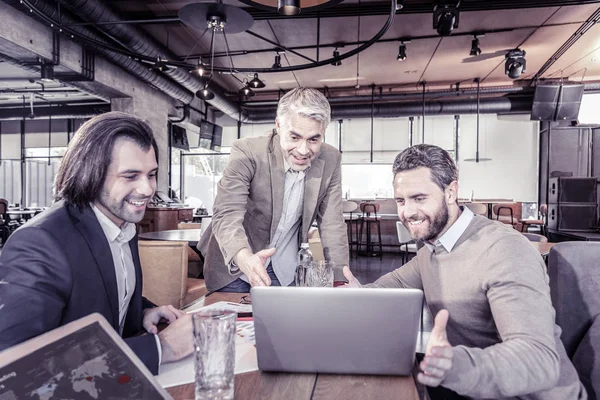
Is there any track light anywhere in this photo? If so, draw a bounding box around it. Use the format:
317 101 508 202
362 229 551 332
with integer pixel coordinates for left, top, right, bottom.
196 86 215 101
433 4 460 36
150 56 170 72
278 0 300 15
272 53 282 69
397 43 407 61
40 62 54 82
191 58 205 76
505 49 527 79
470 37 481 56
248 73 265 88
331 48 342 66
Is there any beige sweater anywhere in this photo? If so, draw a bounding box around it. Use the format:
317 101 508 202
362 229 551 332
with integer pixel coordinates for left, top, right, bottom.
368 216 585 399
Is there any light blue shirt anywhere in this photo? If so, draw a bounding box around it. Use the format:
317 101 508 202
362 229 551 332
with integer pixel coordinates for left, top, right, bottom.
241 158 306 286
424 206 474 254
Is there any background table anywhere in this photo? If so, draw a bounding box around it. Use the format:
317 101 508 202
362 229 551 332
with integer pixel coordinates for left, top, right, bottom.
168 292 421 400
139 229 202 248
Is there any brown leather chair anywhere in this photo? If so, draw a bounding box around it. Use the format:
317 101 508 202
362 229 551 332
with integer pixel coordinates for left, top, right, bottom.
177 222 203 278
138 240 207 309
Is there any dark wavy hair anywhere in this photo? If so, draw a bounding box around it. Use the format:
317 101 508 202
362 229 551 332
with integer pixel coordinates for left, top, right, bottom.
54 111 158 207
392 144 458 191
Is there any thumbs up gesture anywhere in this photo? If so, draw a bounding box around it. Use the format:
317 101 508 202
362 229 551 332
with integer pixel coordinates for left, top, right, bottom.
417 309 453 387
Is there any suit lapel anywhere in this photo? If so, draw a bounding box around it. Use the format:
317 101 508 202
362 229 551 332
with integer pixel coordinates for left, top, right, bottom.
301 158 324 243
70 205 120 329
269 134 285 239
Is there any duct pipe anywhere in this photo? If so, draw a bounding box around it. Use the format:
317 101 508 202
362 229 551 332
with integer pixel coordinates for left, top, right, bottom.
243 95 534 123
56 0 243 120
0 104 111 120
6 0 194 104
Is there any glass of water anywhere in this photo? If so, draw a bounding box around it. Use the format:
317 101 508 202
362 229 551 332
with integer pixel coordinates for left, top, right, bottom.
307 260 335 287
192 310 236 400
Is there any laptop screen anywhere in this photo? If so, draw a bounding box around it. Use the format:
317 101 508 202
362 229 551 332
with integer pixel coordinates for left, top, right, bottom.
0 321 167 399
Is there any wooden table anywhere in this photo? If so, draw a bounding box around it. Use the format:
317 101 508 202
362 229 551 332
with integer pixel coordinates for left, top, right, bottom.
168 293 420 400
139 229 203 247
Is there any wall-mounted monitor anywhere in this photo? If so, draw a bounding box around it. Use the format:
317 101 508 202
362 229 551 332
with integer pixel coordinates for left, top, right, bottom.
199 120 223 152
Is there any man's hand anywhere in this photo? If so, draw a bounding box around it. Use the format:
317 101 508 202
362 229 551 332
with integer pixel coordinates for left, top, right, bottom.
417 309 453 387
143 305 185 334
341 266 362 288
234 247 276 287
158 314 193 363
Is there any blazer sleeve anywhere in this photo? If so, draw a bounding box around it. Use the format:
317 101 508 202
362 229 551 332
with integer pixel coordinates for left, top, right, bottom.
0 226 73 351
316 151 349 270
211 140 256 265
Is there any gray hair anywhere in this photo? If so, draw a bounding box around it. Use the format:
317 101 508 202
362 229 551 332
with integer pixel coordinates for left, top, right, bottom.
392 144 458 191
276 88 331 131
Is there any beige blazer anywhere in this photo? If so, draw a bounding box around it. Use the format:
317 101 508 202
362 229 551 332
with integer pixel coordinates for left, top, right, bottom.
198 132 349 291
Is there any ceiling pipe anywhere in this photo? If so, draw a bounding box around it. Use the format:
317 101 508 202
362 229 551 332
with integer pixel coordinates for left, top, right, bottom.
7 0 194 105
241 85 533 107
242 95 534 123
56 0 244 120
0 104 111 120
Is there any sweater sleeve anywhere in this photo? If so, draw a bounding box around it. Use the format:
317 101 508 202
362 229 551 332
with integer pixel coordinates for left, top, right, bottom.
364 250 423 289
442 236 560 398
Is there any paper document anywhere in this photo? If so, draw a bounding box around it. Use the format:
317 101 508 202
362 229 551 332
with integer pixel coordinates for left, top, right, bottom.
157 322 258 389
184 301 252 314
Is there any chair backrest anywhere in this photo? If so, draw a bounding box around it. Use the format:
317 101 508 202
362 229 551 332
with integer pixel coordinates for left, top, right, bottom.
571 314 600 398
396 221 412 245
0 198 8 215
521 232 548 243
548 243 600 359
360 202 379 215
342 200 358 213
493 203 522 224
138 240 188 308
464 203 487 216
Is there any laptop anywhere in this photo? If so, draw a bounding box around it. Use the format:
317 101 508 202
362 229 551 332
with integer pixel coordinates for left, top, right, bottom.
0 313 172 399
251 286 423 376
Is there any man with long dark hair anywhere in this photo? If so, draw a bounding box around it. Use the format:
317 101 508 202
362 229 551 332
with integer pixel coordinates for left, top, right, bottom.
0 112 192 374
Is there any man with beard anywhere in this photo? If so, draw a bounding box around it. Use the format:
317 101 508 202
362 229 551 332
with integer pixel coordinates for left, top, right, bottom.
343 144 585 399
0 112 192 374
199 88 348 292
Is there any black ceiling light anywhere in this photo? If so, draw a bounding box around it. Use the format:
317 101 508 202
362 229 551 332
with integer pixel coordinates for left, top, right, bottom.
278 0 300 15
248 73 265 88
150 56 171 72
190 58 206 76
505 49 527 79
40 62 54 82
196 86 215 100
470 36 481 56
397 42 407 61
433 3 460 36
238 83 256 97
272 53 282 69
331 48 342 66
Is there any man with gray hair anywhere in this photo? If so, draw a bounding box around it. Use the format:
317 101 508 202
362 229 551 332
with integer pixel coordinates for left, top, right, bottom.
199 88 349 292
344 144 585 399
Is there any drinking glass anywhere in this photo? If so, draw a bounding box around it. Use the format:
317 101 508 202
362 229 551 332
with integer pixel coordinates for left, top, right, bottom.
307 260 335 287
192 310 236 400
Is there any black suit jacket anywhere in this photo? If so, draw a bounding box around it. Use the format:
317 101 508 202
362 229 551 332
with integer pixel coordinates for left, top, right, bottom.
0 201 159 374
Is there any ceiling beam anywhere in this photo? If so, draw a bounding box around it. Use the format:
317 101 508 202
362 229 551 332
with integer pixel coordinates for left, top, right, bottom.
532 6 600 81
62 0 600 25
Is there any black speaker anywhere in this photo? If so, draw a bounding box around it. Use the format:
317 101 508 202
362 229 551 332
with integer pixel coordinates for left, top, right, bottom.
548 177 597 204
531 83 584 121
547 204 597 231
